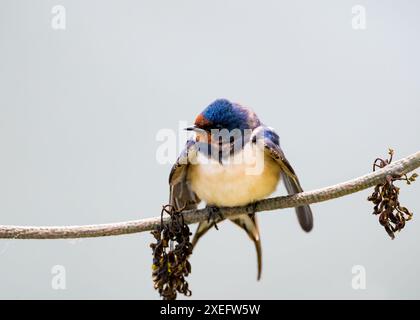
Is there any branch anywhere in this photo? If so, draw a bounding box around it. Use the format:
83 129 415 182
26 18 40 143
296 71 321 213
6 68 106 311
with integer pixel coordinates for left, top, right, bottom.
1 151 419 240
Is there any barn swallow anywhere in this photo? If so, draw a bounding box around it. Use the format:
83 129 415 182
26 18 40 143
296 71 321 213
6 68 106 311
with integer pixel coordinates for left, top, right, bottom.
169 99 313 280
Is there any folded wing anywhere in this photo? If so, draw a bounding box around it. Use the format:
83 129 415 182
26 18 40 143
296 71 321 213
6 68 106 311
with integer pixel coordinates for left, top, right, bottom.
262 127 313 232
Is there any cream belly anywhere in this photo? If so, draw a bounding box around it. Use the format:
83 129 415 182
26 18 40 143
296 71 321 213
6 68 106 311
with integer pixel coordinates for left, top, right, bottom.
187 146 281 207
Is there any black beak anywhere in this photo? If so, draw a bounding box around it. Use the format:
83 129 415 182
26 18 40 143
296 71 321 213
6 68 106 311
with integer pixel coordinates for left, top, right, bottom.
184 126 207 134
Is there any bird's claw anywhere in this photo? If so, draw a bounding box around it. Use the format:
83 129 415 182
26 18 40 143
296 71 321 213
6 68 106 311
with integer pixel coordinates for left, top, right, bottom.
247 202 258 215
206 205 224 230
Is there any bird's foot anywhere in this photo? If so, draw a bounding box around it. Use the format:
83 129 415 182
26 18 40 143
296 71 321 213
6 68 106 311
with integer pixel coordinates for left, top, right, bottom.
206 205 224 230
247 202 258 216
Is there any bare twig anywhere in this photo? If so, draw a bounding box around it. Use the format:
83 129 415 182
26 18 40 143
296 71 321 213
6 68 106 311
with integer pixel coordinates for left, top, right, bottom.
0 151 419 240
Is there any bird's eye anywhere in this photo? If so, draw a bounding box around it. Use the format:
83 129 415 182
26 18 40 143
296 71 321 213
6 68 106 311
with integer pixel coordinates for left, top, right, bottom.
214 124 223 130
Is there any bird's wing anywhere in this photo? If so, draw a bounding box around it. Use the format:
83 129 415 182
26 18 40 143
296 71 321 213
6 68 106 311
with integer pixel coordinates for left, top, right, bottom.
169 140 217 249
231 214 262 280
261 126 313 232
169 140 201 211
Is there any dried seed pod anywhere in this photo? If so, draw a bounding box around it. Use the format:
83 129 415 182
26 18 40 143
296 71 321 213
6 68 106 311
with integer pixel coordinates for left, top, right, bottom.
368 149 417 239
150 204 193 300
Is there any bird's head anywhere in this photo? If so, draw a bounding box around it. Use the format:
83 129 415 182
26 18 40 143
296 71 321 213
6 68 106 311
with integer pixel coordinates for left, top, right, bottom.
185 99 260 140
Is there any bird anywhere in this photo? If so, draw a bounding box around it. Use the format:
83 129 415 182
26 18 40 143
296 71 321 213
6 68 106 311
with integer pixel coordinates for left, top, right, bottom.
168 98 313 280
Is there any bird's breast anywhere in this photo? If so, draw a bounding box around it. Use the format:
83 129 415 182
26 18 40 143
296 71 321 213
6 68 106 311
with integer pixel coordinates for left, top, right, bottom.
187 144 281 207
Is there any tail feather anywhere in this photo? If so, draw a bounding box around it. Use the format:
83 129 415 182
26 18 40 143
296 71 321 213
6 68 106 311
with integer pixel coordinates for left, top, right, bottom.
192 214 262 280
231 214 262 280
191 220 216 248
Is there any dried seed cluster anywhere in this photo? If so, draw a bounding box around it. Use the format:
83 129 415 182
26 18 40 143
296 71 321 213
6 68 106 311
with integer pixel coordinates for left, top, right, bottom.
150 204 193 300
368 149 418 239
